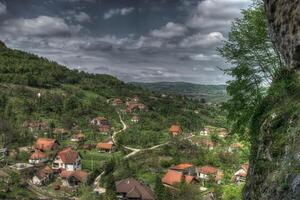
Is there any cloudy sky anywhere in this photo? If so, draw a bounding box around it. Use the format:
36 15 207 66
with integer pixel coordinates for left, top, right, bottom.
0 0 251 84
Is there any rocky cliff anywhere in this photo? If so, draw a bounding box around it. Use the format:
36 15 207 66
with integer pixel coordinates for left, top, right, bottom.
243 1 300 199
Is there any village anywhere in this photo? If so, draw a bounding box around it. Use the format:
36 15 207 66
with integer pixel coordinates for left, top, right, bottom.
0 94 249 200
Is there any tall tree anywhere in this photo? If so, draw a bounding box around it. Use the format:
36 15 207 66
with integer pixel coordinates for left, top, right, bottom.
218 1 282 138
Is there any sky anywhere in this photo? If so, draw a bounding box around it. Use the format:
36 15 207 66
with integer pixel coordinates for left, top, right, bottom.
0 0 252 84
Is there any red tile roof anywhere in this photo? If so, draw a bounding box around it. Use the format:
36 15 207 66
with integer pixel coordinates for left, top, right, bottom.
171 163 194 170
116 178 155 200
57 147 79 164
30 150 47 160
162 170 195 186
96 142 114 150
198 166 219 175
169 125 181 132
60 170 88 183
35 138 58 151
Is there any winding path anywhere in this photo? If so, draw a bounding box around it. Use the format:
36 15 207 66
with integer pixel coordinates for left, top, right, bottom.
92 110 195 192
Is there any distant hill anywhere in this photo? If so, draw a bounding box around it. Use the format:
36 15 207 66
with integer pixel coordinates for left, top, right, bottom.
130 82 228 103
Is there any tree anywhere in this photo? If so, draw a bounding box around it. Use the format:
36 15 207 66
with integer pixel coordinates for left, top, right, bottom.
154 176 167 200
218 1 282 138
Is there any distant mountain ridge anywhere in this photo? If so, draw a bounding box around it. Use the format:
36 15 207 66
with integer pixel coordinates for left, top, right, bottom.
130 82 228 103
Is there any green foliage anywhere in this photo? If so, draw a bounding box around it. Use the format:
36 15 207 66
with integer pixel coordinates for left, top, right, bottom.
222 184 244 200
218 1 282 138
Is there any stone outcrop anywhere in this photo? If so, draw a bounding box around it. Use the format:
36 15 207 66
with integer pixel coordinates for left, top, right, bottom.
243 1 300 199
264 0 300 71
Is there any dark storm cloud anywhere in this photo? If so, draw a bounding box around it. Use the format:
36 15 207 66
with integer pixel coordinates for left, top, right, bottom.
0 0 251 84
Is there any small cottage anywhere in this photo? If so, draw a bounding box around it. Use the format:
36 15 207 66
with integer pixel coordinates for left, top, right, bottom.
60 170 88 187
170 163 196 176
71 133 85 142
116 178 155 200
131 115 140 123
96 141 115 153
32 166 53 186
112 98 123 106
52 147 81 171
34 138 59 151
169 125 182 137
91 117 109 127
162 170 196 187
197 165 223 184
29 150 48 164
233 163 249 184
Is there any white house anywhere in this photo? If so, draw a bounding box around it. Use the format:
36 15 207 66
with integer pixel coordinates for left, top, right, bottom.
197 165 223 184
52 147 81 171
233 163 249 184
29 150 48 164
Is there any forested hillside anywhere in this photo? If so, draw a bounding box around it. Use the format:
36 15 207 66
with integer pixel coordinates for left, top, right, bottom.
131 82 228 103
0 41 246 200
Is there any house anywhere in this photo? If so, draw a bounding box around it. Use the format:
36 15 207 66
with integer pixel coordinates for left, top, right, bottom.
52 147 81 171
29 150 48 164
34 138 59 151
96 141 115 153
53 128 69 135
131 115 140 123
71 133 85 142
169 125 182 137
218 128 228 138
91 117 109 127
23 121 49 132
197 165 223 184
60 170 88 187
132 96 140 102
162 170 196 187
116 178 155 200
112 98 123 106
228 143 243 153
170 163 196 176
233 163 249 184
200 139 215 150
99 124 111 133
126 103 147 113
32 166 53 186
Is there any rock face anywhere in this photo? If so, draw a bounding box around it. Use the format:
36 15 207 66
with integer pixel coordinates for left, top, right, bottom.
264 0 300 71
243 1 300 200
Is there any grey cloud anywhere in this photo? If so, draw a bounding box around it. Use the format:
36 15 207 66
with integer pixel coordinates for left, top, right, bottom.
186 0 251 33
74 12 91 22
103 7 134 19
0 2 7 15
150 22 187 39
1 16 82 37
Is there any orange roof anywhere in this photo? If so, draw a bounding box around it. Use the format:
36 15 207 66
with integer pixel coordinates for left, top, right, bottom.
162 170 194 186
35 138 58 151
231 143 243 148
57 147 79 164
96 142 114 150
171 163 194 170
31 150 47 160
60 170 88 182
241 163 249 171
73 133 85 139
169 125 181 133
198 166 219 175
